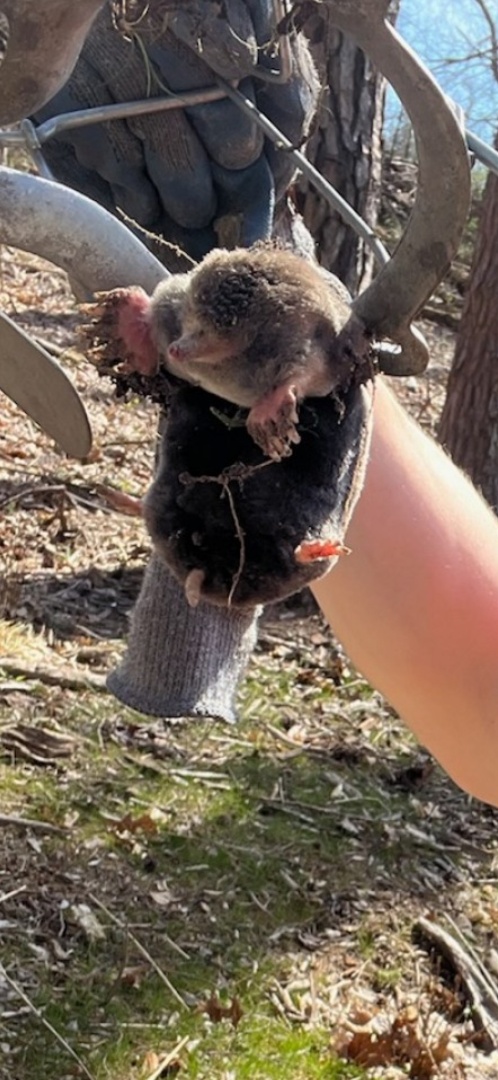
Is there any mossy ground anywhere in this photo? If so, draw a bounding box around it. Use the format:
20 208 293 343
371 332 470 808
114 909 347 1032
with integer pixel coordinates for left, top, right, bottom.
1 614 498 1080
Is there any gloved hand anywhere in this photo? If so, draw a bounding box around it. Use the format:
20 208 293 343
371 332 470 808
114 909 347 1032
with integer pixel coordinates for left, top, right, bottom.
33 0 319 268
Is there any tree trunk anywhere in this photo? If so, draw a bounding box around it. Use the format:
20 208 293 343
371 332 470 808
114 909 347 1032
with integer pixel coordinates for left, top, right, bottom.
438 161 498 510
297 4 399 294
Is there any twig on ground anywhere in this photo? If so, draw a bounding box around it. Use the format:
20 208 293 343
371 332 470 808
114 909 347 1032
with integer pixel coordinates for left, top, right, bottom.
0 885 26 903
0 660 107 693
0 483 68 510
0 963 97 1080
89 893 189 1009
0 814 66 834
143 1036 190 1080
415 915 498 1051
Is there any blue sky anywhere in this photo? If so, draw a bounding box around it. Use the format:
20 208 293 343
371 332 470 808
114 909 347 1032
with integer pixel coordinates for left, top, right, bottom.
386 0 498 140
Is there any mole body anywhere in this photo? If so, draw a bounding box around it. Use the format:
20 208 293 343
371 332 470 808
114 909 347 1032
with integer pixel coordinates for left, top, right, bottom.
150 246 355 459
82 244 373 609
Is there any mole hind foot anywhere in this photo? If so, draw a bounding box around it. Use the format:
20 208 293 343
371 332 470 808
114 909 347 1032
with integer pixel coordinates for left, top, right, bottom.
295 539 351 563
247 385 301 460
185 568 206 608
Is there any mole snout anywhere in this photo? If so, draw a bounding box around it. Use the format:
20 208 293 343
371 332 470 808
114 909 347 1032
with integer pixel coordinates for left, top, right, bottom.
167 340 187 364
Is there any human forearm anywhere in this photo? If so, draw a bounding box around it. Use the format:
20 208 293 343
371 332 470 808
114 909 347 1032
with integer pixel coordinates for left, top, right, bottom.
313 379 498 805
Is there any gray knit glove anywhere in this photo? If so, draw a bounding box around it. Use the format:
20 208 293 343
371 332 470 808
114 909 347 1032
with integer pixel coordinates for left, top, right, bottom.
107 555 260 722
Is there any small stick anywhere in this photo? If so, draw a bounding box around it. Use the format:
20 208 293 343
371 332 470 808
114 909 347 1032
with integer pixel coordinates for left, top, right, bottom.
179 460 271 604
0 814 66 834
0 964 97 1080
0 661 106 693
0 483 68 510
143 1036 190 1080
224 481 245 606
0 885 26 903
89 894 189 1009
416 915 498 1050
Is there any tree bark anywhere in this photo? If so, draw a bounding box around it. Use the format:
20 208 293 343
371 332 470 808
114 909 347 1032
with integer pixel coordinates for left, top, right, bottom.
438 161 498 510
297 4 399 294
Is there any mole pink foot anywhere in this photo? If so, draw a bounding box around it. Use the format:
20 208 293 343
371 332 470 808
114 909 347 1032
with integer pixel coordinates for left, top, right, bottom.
247 385 300 460
81 287 159 376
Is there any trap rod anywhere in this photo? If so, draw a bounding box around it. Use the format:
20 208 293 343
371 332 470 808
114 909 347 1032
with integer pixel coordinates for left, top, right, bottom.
466 129 498 176
0 99 392 270
29 86 231 143
217 77 391 269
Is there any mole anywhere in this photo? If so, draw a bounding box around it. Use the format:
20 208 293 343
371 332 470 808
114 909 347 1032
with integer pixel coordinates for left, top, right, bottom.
83 244 364 461
81 244 374 609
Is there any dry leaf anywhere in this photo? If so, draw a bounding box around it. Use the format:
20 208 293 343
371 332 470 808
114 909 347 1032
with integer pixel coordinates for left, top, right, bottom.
69 903 106 942
333 1005 452 1078
111 812 159 836
142 1051 161 1073
141 1037 188 1078
200 992 244 1028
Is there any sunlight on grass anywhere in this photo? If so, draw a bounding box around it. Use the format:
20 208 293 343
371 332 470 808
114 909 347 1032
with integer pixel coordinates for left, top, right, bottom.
1 638 496 1079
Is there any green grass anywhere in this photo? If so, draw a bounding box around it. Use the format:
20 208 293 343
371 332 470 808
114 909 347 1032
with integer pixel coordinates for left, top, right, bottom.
0 636 495 1080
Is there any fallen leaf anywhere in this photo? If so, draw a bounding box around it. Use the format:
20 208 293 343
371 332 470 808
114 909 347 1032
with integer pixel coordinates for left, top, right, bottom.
68 903 106 942
333 1005 452 1079
200 992 243 1028
110 812 159 836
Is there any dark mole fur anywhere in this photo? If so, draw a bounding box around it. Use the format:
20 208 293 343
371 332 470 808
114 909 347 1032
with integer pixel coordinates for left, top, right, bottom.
144 380 369 609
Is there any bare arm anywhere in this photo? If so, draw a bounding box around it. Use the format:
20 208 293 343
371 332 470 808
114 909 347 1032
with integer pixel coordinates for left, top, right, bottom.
312 378 498 806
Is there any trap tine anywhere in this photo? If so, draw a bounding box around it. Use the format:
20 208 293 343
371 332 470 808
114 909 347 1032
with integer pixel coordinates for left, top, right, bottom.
327 0 471 375
0 167 168 296
0 0 105 125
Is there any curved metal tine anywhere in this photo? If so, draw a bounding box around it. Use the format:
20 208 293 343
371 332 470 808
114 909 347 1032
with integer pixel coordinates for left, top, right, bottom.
327 0 471 374
0 167 168 296
0 312 92 458
0 0 105 124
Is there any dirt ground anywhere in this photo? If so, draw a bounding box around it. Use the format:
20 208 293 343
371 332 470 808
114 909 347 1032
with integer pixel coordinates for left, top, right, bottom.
2 246 498 1080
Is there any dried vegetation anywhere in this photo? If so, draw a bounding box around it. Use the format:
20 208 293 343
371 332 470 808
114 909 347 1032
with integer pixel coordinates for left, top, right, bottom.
1 227 498 1080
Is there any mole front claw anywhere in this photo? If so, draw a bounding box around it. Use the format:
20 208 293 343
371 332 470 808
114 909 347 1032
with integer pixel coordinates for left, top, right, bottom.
294 539 351 563
79 286 159 376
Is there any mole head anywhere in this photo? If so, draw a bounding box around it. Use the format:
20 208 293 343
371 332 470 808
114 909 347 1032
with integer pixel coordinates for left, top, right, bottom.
166 294 244 369
189 248 282 336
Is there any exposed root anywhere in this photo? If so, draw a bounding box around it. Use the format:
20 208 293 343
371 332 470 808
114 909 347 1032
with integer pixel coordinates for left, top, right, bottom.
117 208 197 270
179 460 272 604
